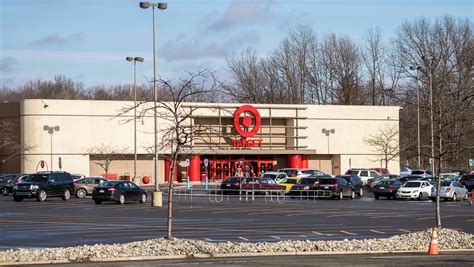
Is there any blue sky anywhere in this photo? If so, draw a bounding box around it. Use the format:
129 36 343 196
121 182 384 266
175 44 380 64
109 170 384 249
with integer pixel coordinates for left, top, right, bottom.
0 0 472 89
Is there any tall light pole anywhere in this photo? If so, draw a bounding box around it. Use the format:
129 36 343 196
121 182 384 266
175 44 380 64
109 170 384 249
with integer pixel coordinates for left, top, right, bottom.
322 128 335 154
43 125 60 171
126 56 144 182
422 56 435 176
140 1 167 207
410 66 422 169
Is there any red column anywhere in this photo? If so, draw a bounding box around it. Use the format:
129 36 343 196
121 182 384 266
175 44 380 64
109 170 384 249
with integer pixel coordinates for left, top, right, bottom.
189 155 201 182
301 155 309 168
288 155 302 168
164 158 177 182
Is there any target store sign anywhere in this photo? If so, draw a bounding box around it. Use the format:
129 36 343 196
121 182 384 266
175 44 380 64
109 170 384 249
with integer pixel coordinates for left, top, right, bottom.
232 105 263 148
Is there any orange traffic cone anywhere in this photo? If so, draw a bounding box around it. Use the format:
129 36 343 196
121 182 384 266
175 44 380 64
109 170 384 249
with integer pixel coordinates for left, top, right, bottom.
428 227 439 255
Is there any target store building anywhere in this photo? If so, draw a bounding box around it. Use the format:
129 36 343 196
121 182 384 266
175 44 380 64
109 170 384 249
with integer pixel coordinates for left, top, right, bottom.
0 100 400 184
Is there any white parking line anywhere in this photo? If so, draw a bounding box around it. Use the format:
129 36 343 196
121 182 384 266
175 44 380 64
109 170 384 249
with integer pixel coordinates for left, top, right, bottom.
312 231 333 236
203 238 213 241
398 229 411 233
270 235 281 239
370 230 385 234
238 236 249 241
299 235 308 238
340 230 357 236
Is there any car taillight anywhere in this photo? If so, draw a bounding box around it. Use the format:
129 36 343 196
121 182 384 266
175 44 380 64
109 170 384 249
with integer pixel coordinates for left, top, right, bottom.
233 183 240 186
332 183 338 188
431 187 435 192
445 188 451 192
108 188 116 192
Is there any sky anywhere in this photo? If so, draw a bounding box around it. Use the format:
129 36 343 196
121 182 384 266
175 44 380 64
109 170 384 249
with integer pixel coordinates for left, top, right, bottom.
0 0 472 89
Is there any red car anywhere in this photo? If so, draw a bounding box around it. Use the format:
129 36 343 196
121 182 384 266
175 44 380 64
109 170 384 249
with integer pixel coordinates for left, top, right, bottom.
241 177 286 194
372 168 390 175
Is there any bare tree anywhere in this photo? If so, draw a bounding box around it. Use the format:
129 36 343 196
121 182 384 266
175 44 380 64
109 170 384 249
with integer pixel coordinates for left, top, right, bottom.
87 144 129 178
0 121 35 168
363 125 400 169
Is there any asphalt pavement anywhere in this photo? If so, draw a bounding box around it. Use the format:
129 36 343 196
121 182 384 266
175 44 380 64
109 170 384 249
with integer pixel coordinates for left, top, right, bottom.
0 188 473 249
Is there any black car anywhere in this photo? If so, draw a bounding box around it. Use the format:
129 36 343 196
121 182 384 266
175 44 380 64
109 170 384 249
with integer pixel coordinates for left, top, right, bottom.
373 179 402 199
92 181 147 204
13 172 74 202
314 177 355 199
0 174 28 196
220 176 243 194
337 175 364 197
459 175 474 191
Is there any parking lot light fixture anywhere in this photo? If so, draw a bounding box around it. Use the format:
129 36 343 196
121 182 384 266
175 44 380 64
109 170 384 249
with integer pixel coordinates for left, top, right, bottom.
139 2 167 207
43 125 60 171
409 66 422 169
126 57 144 182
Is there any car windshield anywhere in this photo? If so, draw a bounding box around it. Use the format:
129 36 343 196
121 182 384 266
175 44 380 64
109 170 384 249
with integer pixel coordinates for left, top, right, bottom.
281 169 298 176
319 178 337 184
299 178 316 185
100 181 119 187
440 181 451 187
411 171 425 175
404 182 421 188
22 174 48 183
225 177 240 183
347 170 359 176
283 178 299 184
378 180 396 185
262 174 277 179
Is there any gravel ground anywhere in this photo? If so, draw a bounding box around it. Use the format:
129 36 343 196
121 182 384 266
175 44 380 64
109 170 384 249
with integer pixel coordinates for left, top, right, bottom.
1 228 473 263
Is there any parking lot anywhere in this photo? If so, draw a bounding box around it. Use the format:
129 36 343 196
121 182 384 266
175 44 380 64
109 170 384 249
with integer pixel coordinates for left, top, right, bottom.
0 188 473 249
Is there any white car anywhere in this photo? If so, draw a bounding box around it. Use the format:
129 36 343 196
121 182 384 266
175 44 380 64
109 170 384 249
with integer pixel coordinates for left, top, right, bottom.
399 166 413 177
261 172 288 183
430 180 468 201
396 180 433 200
345 169 381 186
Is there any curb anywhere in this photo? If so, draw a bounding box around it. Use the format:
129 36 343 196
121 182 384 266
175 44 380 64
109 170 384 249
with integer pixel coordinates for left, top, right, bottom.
2 249 474 266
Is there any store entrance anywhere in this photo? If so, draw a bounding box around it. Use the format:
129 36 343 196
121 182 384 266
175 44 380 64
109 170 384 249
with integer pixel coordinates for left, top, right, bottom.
201 155 274 181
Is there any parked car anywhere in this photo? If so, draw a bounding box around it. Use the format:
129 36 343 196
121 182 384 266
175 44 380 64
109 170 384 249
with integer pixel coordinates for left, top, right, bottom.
279 168 325 178
220 176 243 194
241 177 286 194
369 174 400 188
396 180 433 200
74 177 107 198
373 179 402 199
430 180 468 201
459 174 474 191
337 175 364 197
313 177 355 199
261 172 288 182
439 173 461 181
418 176 437 185
399 166 413 177
12 172 74 202
92 180 147 204
277 177 301 193
344 169 381 186
288 177 319 196
372 168 390 175
0 174 28 196
410 169 433 178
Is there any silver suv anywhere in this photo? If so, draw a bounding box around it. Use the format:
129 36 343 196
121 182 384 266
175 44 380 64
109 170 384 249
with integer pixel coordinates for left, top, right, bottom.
345 169 381 186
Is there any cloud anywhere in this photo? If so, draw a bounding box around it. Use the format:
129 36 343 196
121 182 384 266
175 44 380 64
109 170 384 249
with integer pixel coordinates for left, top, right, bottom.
206 0 277 32
0 57 18 72
159 32 260 61
31 32 87 46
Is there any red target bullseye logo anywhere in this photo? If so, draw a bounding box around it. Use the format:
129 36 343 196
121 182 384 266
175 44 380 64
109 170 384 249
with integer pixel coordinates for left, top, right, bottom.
234 105 261 138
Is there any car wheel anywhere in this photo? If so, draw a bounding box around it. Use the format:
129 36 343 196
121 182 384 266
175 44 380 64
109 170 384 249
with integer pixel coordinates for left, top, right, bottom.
338 191 343 200
13 195 23 202
94 199 102 205
62 189 71 200
417 192 423 201
76 188 87 199
350 190 355 199
119 194 125 204
374 194 380 200
37 189 47 202
1 187 9 196
139 193 147 203
359 188 363 197
452 193 457 202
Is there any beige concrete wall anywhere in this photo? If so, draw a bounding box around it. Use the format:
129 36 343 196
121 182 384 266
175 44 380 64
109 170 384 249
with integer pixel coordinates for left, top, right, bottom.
0 100 400 177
